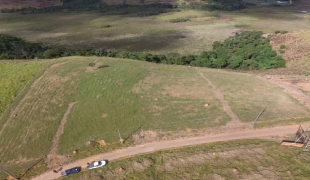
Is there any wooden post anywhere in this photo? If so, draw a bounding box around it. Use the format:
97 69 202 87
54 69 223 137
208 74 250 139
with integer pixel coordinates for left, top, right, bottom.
118 129 124 144
252 108 266 127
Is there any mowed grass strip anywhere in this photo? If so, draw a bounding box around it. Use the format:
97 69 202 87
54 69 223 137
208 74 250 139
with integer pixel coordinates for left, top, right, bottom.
63 139 310 180
199 69 310 122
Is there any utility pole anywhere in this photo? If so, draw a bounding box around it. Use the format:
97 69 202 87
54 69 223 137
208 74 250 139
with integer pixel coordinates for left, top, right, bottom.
252 107 266 127
0 166 18 180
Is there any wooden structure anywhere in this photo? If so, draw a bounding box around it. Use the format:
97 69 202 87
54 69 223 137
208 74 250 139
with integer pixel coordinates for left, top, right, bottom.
281 125 309 148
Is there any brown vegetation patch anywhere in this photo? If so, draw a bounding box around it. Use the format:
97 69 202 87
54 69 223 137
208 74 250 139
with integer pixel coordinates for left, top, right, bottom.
97 140 106 147
270 31 310 61
132 130 159 144
132 72 163 94
45 155 69 170
104 159 153 179
101 113 108 118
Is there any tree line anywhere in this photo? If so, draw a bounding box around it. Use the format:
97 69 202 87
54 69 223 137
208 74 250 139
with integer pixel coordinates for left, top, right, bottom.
0 31 285 70
0 0 247 15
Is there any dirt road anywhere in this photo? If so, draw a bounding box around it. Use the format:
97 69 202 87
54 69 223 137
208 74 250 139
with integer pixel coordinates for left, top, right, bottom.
32 123 310 180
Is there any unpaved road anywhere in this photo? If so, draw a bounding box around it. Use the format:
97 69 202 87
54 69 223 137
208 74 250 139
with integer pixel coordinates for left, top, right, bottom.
32 123 310 180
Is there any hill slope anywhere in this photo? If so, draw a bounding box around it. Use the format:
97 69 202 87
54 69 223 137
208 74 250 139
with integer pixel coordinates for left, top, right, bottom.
1 57 310 179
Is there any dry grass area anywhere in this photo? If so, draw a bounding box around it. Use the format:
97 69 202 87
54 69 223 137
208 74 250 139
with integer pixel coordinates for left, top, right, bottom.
270 30 310 63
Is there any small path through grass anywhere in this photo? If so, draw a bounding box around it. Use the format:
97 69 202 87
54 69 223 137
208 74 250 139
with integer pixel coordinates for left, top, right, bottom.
261 76 310 111
49 102 77 156
198 71 240 123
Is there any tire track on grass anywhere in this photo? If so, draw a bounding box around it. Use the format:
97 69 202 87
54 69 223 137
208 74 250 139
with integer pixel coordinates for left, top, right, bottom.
198 72 240 123
49 102 77 156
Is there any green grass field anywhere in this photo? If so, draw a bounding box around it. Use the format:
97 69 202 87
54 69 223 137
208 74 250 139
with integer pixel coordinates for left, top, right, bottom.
0 57 310 179
0 60 50 117
199 69 310 122
63 139 310 180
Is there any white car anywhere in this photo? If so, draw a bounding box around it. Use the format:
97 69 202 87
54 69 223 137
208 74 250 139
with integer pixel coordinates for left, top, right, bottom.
87 160 108 169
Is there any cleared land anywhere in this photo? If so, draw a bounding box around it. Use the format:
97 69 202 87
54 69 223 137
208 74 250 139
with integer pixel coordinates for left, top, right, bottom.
0 57 310 179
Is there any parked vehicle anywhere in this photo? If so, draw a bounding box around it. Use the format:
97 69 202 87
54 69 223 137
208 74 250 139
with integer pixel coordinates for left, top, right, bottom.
87 160 108 170
61 166 81 176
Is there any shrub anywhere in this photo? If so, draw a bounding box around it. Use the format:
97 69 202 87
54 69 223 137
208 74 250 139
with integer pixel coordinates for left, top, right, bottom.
89 62 96 67
280 44 286 49
101 24 111 28
170 18 190 23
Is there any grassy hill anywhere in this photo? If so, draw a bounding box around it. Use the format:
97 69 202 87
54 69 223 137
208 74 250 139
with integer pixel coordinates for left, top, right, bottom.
0 1 310 179
0 57 310 179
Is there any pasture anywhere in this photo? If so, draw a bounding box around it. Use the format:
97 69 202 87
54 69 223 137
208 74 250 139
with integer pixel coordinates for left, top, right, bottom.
0 7 309 55
0 57 310 179
1 3 310 179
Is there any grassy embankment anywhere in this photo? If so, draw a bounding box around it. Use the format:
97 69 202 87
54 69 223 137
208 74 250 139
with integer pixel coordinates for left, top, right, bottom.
63 139 310 180
1 57 310 179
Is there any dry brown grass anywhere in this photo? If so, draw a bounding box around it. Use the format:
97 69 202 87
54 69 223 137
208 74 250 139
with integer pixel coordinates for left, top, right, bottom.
270 30 310 62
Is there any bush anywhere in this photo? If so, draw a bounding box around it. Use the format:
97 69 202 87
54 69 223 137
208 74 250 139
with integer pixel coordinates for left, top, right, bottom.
275 30 288 34
280 44 286 49
170 18 190 23
101 24 111 28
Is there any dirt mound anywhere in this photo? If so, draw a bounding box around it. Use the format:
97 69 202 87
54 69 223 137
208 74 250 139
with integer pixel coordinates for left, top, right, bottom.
45 155 70 170
270 31 310 61
5 176 15 180
132 130 159 144
97 140 106 147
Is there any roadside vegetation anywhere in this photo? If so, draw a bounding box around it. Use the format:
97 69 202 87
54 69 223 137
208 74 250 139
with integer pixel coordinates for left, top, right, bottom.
0 0 246 15
0 31 285 70
63 139 310 180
